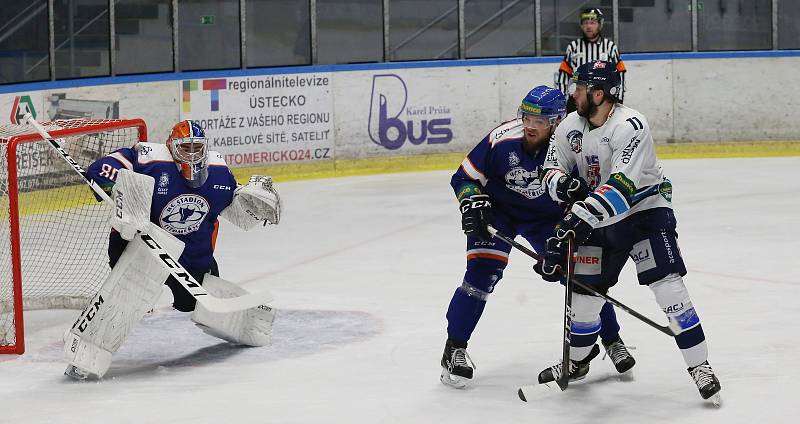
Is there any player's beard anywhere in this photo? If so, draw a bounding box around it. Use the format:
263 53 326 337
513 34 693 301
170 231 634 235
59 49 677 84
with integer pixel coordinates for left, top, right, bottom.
523 129 550 154
576 95 591 118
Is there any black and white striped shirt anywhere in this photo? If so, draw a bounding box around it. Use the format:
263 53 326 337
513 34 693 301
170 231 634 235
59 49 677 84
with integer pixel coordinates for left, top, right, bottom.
557 37 626 102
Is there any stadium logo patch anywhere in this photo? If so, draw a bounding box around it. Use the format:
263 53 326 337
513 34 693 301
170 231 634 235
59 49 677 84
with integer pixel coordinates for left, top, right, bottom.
157 172 170 195
160 194 209 235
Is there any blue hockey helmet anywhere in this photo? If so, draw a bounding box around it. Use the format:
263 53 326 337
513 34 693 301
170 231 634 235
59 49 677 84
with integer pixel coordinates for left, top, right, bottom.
570 60 622 100
517 85 567 126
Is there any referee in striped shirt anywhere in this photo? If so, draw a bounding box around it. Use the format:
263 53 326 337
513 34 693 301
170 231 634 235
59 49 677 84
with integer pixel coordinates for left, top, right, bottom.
556 8 627 112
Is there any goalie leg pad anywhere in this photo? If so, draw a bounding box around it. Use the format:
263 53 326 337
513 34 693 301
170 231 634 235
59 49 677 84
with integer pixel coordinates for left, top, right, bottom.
62 234 173 378
191 274 275 347
650 273 708 367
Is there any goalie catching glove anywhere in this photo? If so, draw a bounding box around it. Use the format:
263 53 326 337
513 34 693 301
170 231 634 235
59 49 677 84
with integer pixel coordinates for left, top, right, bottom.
221 175 281 230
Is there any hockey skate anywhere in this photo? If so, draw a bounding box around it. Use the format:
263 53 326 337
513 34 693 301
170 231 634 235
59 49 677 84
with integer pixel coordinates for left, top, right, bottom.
602 336 636 374
440 338 475 389
538 344 600 384
688 361 721 406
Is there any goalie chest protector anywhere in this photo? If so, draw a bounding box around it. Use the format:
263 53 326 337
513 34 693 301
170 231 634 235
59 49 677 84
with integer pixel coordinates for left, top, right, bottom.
87 143 237 272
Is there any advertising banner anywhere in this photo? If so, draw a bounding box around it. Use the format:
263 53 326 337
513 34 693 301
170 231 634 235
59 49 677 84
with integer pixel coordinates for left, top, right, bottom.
0 91 69 191
1 83 178 190
332 67 501 160
180 74 334 167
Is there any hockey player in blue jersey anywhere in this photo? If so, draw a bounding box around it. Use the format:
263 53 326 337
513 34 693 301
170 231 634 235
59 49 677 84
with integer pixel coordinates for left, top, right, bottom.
62 120 281 379
440 86 635 389
537 61 721 403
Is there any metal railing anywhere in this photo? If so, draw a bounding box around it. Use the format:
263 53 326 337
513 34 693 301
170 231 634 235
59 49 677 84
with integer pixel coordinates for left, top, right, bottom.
0 0 791 85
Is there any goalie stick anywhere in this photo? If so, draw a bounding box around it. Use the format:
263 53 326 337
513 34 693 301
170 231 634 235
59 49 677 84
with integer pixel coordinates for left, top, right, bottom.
23 114 272 314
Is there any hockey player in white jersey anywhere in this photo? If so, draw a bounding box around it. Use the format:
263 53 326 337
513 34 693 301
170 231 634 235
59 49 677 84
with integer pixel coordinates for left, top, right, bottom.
536 61 721 403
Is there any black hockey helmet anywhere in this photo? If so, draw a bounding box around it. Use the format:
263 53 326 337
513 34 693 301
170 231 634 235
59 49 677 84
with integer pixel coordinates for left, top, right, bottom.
570 60 622 101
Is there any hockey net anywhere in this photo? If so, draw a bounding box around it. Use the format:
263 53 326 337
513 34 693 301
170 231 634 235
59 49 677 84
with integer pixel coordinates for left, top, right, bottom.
0 118 147 354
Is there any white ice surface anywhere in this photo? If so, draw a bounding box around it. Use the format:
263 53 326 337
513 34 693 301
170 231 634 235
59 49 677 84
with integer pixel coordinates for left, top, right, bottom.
1 157 798 423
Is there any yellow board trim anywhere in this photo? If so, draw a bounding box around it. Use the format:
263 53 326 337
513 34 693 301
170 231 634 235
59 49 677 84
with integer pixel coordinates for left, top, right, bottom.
232 140 800 183
655 140 800 159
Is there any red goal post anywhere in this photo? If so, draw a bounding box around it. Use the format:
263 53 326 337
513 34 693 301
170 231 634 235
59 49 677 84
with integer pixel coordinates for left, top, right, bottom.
0 118 147 354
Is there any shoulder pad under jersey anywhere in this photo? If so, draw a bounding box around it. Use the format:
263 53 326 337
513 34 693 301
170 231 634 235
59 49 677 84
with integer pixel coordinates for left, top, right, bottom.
207 150 228 166
488 118 523 146
134 143 173 164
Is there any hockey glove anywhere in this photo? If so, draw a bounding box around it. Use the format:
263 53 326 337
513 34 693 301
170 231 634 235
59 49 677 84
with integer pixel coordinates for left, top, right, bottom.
554 174 590 204
554 201 599 246
533 237 565 282
460 194 493 241
534 201 600 282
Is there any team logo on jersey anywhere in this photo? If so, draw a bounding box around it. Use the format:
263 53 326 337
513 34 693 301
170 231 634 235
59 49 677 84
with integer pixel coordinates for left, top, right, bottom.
504 167 546 199
508 152 520 167
159 194 209 235
139 144 152 155
157 172 170 195
567 130 583 153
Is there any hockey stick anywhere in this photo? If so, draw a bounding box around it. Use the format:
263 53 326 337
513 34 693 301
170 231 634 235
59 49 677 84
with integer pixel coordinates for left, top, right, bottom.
23 114 272 314
518 238 574 401
556 237 576 391
486 225 680 337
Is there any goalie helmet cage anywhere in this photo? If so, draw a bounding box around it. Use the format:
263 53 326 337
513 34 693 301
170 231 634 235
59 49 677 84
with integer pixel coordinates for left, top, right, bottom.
0 118 147 354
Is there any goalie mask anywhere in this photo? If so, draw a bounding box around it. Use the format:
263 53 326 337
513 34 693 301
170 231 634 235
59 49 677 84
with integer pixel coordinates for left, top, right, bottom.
167 120 208 188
